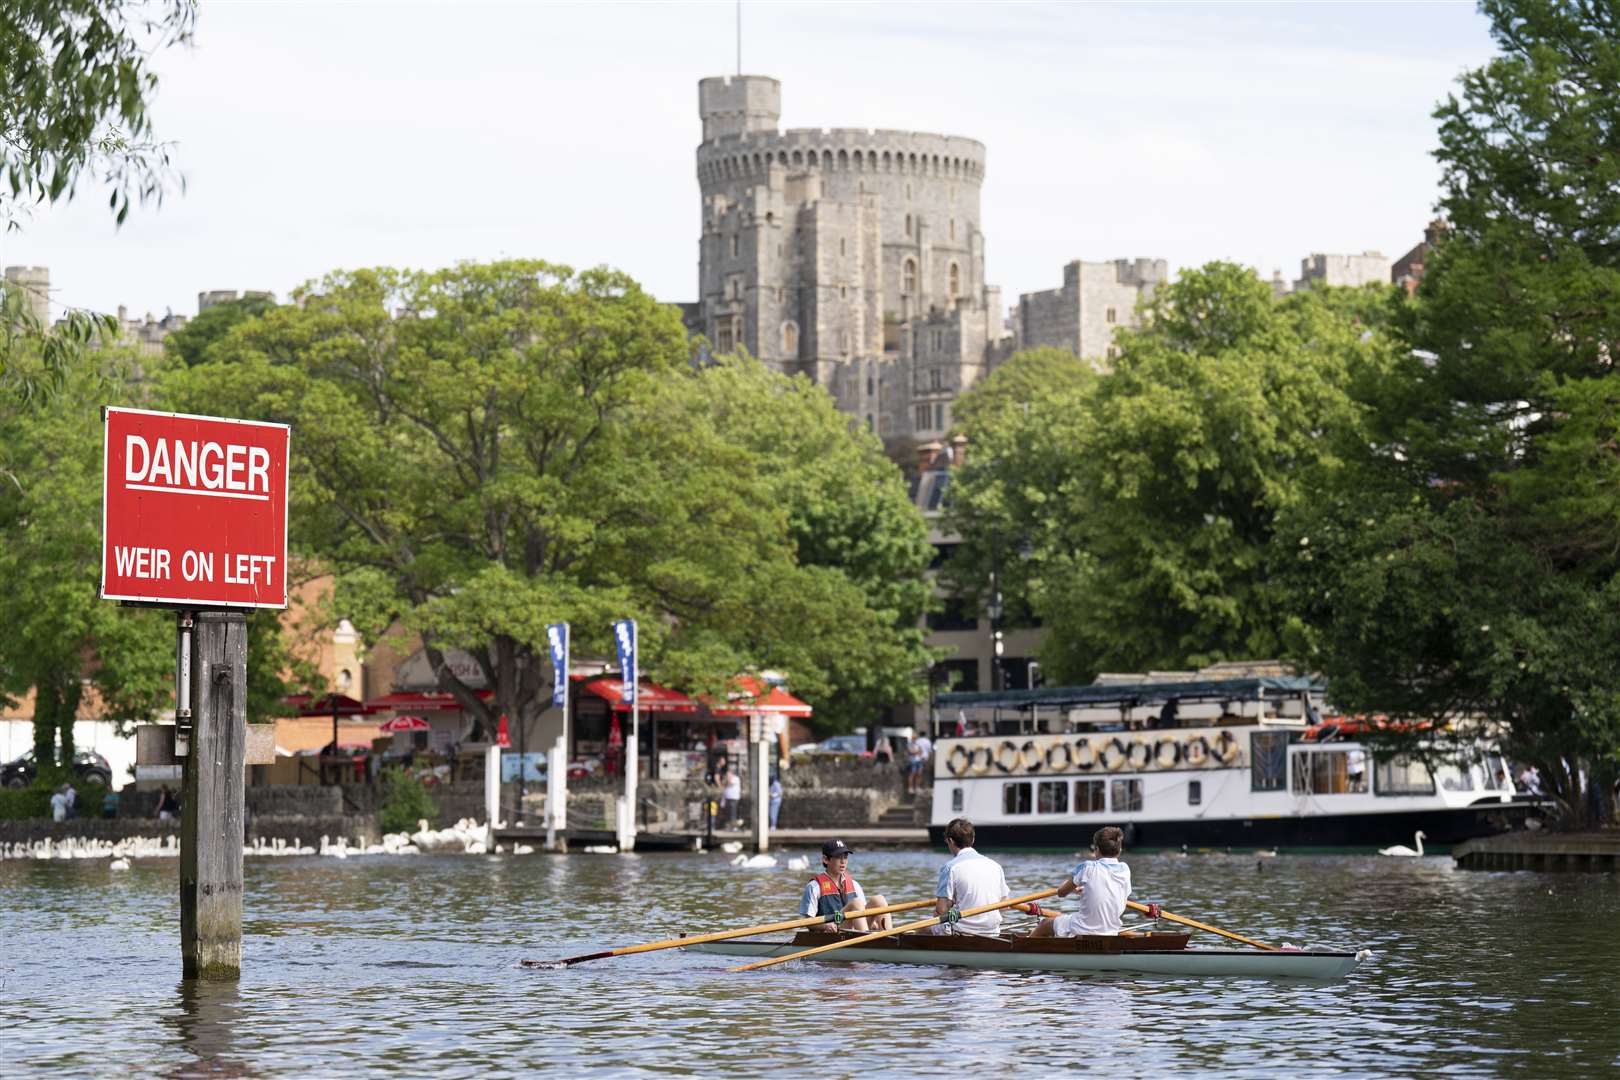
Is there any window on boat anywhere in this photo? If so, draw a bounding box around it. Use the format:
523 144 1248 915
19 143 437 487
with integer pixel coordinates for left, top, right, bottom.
1479 753 1508 791
950 786 964 813
1374 755 1435 796
1250 731 1289 792
1188 780 1202 806
1110 778 1143 813
1002 782 1033 815
1435 764 1473 792
1292 749 1370 795
1037 781 1068 814
1076 779 1106 812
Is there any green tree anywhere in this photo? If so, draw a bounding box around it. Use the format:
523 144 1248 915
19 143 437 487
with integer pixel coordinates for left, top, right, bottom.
163 295 277 367
166 261 931 739
1284 0 1620 825
1 0 195 390
0 345 174 770
948 265 1394 683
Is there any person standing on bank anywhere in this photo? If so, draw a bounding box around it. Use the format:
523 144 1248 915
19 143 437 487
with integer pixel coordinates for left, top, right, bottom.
801 839 891 933
932 818 1010 936
721 764 742 829
768 772 783 829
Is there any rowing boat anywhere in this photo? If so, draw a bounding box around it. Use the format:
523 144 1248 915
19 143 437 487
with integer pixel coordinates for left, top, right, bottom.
687 930 1369 980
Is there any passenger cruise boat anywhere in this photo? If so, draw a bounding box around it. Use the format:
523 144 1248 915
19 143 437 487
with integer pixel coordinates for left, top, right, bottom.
929 669 1532 849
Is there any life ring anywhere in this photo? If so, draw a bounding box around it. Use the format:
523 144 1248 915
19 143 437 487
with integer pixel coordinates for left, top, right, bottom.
946 744 972 776
1126 739 1153 771
1073 739 1096 770
1183 735 1209 768
1154 737 1181 769
1211 730 1241 765
969 746 993 775
1020 740 1043 773
1100 737 1129 772
994 741 1022 773
1046 741 1073 772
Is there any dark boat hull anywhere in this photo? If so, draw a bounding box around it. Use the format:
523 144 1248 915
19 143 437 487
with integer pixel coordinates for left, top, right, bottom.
930 801 1536 850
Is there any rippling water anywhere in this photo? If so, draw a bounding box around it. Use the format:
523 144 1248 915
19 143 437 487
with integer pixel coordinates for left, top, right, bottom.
3 847 1617 1077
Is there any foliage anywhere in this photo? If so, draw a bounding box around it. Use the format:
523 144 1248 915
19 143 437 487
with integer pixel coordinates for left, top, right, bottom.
165 260 931 739
163 295 277 367
0 778 106 820
947 265 1395 684
1283 0 1620 825
377 766 438 834
0 344 175 767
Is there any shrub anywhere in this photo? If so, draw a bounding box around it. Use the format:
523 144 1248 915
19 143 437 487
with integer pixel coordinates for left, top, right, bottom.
378 766 437 834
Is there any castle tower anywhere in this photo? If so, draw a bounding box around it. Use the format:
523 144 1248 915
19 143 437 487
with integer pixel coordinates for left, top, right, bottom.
4 266 50 324
694 76 1004 454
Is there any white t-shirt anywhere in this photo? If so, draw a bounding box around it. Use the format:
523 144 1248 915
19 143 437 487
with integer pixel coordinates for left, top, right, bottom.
910 735 934 762
723 772 741 800
934 846 1010 936
1054 857 1132 937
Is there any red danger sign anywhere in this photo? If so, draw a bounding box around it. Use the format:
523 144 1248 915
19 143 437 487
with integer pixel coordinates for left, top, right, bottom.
100 407 290 609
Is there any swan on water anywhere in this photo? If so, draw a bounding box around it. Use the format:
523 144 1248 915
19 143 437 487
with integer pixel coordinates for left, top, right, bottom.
1379 830 1425 857
786 855 810 870
109 857 131 871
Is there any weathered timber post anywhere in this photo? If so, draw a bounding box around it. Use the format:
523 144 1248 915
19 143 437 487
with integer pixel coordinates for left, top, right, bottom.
181 611 248 978
752 723 769 854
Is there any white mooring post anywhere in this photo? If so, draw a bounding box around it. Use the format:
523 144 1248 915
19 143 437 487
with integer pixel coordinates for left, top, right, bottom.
484 744 501 846
752 720 770 854
549 735 568 850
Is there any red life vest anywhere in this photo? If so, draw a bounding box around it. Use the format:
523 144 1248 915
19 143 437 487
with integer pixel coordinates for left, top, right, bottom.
814 872 860 917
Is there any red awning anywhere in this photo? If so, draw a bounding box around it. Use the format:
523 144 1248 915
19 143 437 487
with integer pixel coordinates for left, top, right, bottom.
365 690 492 712
577 676 699 713
707 675 813 717
286 693 382 717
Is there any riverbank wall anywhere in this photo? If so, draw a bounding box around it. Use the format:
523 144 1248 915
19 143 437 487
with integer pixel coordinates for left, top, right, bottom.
1453 829 1620 871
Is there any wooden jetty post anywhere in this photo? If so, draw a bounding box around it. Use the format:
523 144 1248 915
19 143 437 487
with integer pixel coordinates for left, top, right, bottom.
752 717 770 854
180 611 248 978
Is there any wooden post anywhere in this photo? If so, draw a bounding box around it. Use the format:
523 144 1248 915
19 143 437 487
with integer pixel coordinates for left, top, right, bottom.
752 726 769 854
180 610 247 979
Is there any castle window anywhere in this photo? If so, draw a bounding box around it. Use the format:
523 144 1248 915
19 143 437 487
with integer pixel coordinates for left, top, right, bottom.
1107 345 1119 360
716 321 734 353
949 263 960 298
730 234 739 258
915 404 931 431
866 415 874 431
935 403 946 429
950 219 956 241
930 368 943 390
906 183 912 200
905 214 912 238
1106 307 1117 324
840 238 846 256
777 286 783 302
782 321 799 356
840 285 847 300
792 150 803 166
854 150 863 169
867 375 874 396
839 329 849 354
838 149 848 169
903 258 917 294
883 151 891 170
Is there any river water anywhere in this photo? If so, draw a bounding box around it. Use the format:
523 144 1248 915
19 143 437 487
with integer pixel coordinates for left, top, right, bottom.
3 847 1617 1077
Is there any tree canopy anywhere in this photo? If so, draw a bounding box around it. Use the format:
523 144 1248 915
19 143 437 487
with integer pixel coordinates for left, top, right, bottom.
1281 0 1620 824
947 265 1395 684
165 260 932 737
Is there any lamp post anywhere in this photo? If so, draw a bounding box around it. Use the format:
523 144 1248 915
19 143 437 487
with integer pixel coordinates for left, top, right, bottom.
987 540 1003 693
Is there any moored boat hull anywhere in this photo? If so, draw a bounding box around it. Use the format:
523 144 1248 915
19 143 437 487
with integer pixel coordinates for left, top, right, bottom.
688 936 1367 980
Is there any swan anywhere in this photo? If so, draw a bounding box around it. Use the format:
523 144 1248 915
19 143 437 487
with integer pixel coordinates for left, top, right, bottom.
786 855 810 870
1379 830 1425 857
734 854 777 869
718 840 744 854
109 857 131 871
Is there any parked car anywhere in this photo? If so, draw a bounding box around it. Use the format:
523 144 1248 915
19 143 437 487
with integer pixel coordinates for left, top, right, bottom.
792 734 873 758
0 749 113 789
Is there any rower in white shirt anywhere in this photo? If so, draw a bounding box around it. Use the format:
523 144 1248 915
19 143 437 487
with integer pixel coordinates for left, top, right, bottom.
1028 825 1135 938
931 818 1011 937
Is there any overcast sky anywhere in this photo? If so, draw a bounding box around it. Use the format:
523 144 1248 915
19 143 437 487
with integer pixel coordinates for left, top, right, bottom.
3 1 1498 323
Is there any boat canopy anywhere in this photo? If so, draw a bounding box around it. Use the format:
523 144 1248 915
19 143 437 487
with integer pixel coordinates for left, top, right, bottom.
936 675 1323 713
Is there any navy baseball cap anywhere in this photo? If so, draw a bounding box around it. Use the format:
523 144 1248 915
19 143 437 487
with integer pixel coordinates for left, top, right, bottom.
821 839 854 858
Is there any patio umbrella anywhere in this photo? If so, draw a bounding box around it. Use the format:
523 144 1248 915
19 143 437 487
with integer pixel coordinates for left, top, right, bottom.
378 715 431 732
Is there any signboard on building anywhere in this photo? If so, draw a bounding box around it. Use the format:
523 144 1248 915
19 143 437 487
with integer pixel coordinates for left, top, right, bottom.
100 407 290 609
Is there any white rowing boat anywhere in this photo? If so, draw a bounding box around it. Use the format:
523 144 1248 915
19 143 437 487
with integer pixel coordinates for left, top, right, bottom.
687 930 1369 980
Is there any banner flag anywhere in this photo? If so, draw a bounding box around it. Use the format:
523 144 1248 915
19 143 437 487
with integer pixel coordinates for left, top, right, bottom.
546 622 569 707
612 619 637 705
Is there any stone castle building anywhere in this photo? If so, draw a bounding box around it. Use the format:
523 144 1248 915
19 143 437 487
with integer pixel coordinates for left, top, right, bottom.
689 76 1167 456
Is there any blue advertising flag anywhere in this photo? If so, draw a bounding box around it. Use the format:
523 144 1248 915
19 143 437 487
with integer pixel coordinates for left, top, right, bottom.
612 619 637 705
546 622 569 707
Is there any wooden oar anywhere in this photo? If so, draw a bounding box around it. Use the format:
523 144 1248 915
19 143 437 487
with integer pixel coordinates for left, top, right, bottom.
1126 899 1274 951
728 887 1061 973
520 897 938 968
